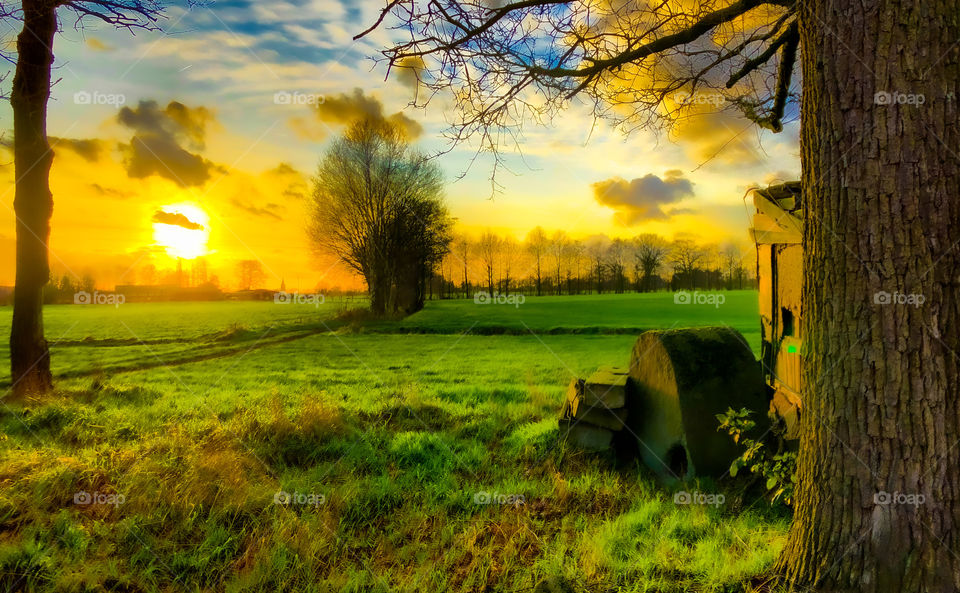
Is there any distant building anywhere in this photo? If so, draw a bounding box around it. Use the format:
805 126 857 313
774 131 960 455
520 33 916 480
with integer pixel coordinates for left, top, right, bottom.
114 283 223 302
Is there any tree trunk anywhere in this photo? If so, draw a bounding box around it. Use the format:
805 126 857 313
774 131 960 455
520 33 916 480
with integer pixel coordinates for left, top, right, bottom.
778 1 960 591
9 0 57 398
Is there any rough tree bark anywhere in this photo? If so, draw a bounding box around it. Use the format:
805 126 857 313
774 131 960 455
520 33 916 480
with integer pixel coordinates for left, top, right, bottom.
9 0 57 398
778 1 960 591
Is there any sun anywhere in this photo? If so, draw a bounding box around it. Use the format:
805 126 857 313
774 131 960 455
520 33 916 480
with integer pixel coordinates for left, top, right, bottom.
152 203 210 260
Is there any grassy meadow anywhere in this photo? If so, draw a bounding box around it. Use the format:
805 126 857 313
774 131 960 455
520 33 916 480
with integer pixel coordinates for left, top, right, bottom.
0 291 788 592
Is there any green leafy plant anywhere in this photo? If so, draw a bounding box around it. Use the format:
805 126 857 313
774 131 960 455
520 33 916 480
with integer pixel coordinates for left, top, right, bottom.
717 407 797 506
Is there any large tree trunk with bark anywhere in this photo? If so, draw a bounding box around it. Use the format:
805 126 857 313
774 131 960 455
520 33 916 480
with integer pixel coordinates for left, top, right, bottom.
9 0 57 398
778 1 960 591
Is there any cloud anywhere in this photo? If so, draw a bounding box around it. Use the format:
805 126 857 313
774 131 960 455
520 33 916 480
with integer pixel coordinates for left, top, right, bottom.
291 88 423 141
85 37 112 51
117 100 218 187
671 109 765 166
152 210 205 230
393 56 426 91
592 170 695 224
230 197 283 220
51 137 105 162
89 183 133 199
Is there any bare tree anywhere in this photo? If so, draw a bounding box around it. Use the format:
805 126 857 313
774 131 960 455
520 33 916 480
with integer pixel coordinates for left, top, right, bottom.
235 260 265 291
549 230 568 295
8 0 182 397
453 234 470 297
670 239 707 290
583 238 608 295
477 231 498 297
525 226 548 296
720 243 746 289
633 233 670 292
606 238 628 294
568 239 585 295
308 118 450 315
359 4 960 585
497 235 519 295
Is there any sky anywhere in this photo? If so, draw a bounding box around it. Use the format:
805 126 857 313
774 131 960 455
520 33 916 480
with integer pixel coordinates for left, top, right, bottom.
0 0 800 291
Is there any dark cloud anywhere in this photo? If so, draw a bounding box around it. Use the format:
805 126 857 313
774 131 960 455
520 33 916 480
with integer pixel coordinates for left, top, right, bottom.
592 171 695 224
152 210 205 231
118 100 217 187
265 162 307 200
230 196 283 220
51 137 105 162
672 110 766 165
393 56 426 91
268 162 300 177
293 88 423 141
89 183 133 199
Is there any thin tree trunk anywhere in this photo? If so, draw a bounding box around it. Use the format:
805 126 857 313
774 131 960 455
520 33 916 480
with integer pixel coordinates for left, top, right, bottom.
9 0 57 398
778 1 960 591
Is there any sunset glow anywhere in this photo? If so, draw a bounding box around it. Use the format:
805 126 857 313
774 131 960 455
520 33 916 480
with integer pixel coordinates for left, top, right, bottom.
152 203 210 260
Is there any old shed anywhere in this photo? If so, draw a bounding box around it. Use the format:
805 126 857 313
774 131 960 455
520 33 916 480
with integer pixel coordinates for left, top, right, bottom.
750 181 803 438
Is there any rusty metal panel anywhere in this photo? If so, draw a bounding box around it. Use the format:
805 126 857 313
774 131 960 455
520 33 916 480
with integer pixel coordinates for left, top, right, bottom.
776 245 803 314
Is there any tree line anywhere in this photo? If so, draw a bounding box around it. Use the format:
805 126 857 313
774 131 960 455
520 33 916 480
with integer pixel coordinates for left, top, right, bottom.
431 230 755 299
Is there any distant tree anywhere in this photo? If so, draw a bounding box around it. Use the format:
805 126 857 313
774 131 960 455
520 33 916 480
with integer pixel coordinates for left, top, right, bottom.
236 260 265 291
308 118 450 315
497 236 519 295
568 239 585 295
584 240 607 294
453 234 470 297
670 239 706 290
525 226 548 296
720 243 747 289
139 263 157 286
549 231 568 295
477 231 498 296
606 238 628 294
7 0 190 396
633 234 670 292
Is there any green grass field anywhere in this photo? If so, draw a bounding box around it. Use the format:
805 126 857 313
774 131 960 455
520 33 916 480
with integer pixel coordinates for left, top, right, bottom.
0 291 787 592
